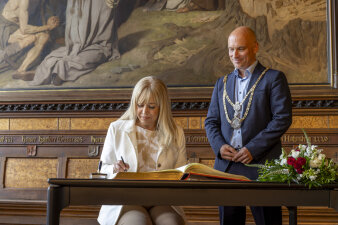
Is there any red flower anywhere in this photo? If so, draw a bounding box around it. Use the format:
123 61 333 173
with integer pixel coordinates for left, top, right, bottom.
296 157 306 166
287 157 296 166
295 168 304 174
293 157 306 174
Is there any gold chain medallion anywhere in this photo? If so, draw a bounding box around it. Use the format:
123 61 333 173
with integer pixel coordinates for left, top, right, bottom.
222 68 269 129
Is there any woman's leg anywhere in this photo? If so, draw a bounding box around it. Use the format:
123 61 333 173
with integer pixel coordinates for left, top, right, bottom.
117 206 153 225
149 206 185 225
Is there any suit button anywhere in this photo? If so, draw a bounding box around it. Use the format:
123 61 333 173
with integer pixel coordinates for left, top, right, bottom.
158 163 161 168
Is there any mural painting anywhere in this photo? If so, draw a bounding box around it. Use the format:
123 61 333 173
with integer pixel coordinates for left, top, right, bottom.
0 0 328 89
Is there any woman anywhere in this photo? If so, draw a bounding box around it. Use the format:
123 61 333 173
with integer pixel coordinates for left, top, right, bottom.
97 76 187 225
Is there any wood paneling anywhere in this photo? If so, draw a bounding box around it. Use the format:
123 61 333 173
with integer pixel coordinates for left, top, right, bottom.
66 159 100 179
4 158 58 188
10 118 58 131
174 117 189 129
0 92 336 224
329 115 338 128
0 119 9 130
291 116 329 129
70 118 116 130
0 204 337 225
188 117 202 130
0 115 336 131
58 118 71 131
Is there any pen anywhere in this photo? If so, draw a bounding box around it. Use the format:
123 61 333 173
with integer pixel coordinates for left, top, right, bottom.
121 156 127 172
97 160 102 173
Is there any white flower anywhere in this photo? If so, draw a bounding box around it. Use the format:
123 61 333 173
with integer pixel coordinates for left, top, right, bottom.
291 150 300 159
309 175 317 181
299 145 307 151
306 146 312 153
318 153 325 161
309 158 321 168
280 158 287 165
282 169 289 174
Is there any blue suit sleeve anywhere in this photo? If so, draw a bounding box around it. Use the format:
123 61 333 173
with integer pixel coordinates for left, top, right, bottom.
205 78 227 158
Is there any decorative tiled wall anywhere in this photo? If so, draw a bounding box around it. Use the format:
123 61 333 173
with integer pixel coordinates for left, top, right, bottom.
0 116 336 131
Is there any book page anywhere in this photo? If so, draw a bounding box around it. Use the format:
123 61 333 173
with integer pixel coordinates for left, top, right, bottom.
112 163 250 181
183 163 251 181
114 170 183 180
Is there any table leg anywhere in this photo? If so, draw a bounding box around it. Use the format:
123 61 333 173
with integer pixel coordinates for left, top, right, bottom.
46 185 68 225
287 206 297 225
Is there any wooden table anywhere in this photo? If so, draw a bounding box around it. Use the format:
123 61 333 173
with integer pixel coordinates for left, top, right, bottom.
46 179 338 225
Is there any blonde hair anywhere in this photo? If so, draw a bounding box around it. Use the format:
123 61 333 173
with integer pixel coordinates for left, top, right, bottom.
120 76 179 148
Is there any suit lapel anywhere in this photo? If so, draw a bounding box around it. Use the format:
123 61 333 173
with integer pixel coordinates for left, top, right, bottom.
227 73 236 104
247 62 265 90
242 62 265 111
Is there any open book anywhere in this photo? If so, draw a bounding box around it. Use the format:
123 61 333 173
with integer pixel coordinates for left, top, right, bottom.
113 163 250 181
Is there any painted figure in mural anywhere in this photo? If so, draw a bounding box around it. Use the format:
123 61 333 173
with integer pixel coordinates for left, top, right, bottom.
144 0 224 12
176 0 225 12
29 0 121 86
0 0 59 80
205 26 292 225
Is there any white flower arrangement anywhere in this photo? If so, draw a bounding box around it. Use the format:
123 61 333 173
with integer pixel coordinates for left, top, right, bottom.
249 129 338 188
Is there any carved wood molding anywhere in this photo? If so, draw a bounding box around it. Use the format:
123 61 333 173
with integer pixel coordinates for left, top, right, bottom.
0 100 336 114
292 100 337 108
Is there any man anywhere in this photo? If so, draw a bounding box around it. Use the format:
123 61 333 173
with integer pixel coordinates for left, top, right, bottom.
29 0 120 86
0 0 59 80
205 26 292 225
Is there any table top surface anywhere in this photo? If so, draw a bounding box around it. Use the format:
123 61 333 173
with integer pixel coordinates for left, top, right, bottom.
48 178 338 190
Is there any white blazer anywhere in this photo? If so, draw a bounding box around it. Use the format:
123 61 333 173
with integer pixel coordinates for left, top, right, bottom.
97 119 187 225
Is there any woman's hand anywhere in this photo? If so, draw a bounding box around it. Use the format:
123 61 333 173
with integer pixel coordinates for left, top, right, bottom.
113 160 129 173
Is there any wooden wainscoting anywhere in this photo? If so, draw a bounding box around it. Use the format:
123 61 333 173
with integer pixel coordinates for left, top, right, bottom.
0 128 337 225
0 91 337 225
1 203 338 225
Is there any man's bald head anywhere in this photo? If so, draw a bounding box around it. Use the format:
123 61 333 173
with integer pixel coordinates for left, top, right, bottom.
228 26 259 76
229 26 257 45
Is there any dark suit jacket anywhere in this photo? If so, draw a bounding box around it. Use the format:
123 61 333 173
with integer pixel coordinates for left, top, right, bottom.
205 62 292 174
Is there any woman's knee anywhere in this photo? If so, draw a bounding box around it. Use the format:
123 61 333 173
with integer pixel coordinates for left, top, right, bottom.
149 206 185 225
117 206 152 225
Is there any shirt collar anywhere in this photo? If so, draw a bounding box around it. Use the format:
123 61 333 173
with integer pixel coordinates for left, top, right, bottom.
234 60 258 80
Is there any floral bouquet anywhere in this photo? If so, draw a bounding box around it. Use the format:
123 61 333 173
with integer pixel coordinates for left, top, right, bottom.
249 129 338 188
